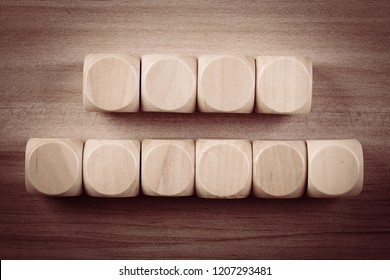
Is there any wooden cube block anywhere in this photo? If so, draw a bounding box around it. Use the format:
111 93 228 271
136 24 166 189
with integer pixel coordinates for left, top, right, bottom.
83 54 140 112
83 140 140 197
141 55 197 113
256 56 312 114
307 139 363 197
141 139 195 196
198 55 255 113
252 141 307 198
196 139 252 198
25 138 83 196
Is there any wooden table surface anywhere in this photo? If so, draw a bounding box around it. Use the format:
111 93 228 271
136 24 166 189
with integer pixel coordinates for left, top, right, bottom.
1 0 389 260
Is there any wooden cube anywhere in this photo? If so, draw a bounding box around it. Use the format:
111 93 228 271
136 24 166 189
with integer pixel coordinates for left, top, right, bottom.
83 54 140 112
196 139 252 198
83 140 140 197
198 55 255 113
256 56 312 114
307 139 363 197
252 141 307 198
25 138 83 196
141 55 197 113
141 139 195 196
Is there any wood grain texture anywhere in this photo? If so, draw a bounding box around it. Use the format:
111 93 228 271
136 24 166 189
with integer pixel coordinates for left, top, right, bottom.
307 139 364 198
252 141 307 198
142 139 195 196
83 139 140 197
256 56 312 114
25 138 83 196
198 55 255 113
83 54 140 112
141 55 197 112
196 139 252 199
0 0 389 259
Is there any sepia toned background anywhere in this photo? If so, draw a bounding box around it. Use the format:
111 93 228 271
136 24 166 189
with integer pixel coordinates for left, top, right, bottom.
0 0 389 259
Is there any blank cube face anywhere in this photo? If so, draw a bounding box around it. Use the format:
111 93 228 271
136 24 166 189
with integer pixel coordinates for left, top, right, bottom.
252 141 307 198
307 139 363 198
196 139 252 198
83 54 140 112
83 140 140 197
256 56 312 114
25 138 83 196
141 55 197 113
141 139 195 196
198 55 255 113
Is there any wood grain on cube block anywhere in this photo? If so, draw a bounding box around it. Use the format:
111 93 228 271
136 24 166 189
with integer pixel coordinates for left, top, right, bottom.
196 139 252 198
307 139 363 197
83 140 140 197
25 138 83 196
83 54 140 112
141 139 194 196
198 55 255 113
252 141 307 198
256 56 312 114
141 55 197 113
